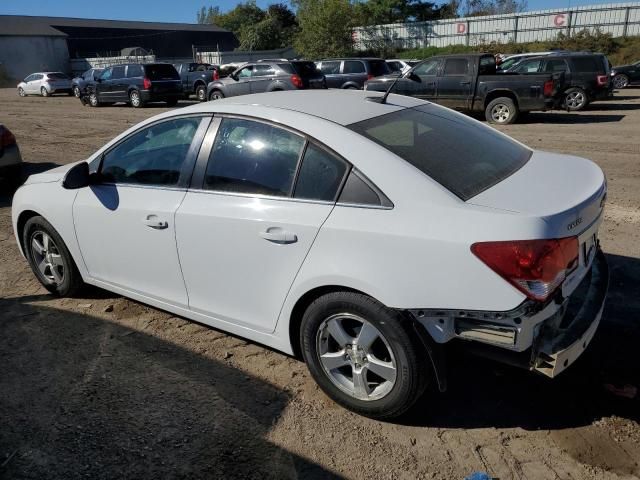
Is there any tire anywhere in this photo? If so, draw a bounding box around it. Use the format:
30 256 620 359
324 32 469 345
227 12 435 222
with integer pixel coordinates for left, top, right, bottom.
40 87 49 97
613 74 629 90
209 89 224 101
73 86 81 97
345 85 359 90
166 98 178 107
300 291 430 419
2 164 24 189
485 97 519 124
564 87 588 111
129 90 144 108
18 87 26 97
23 216 83 297
195 84 207 102
88 92 100 107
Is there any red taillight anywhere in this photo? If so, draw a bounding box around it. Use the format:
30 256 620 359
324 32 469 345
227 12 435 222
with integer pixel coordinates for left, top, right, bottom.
143 77 152 89
213 69 219 81
543 79 554 97
0 128 16 148
597 75 608 86
367 74 374 80
471 237 579 302
291 74 304 89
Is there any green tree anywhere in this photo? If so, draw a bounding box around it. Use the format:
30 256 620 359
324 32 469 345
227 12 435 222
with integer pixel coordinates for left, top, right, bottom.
354 0 446 26
293 0 355 58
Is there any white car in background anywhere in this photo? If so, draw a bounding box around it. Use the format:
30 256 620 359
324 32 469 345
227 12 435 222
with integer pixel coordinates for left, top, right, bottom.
17 72 73 97
11 90 608 419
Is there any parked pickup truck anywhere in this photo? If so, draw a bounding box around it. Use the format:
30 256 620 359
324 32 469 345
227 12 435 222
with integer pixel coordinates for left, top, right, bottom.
173 62 219 102
365 53 564 124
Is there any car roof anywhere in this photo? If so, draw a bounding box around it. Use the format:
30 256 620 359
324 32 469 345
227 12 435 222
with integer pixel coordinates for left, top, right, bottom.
179 90 426 126
321 58 384 61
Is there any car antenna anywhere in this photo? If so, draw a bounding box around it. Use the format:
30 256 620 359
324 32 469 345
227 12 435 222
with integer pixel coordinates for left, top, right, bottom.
367 62 419 105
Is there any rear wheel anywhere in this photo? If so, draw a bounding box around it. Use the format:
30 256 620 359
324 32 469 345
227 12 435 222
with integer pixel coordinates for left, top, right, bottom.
130 90 144 108
485 97 519 125
300 291 430 419
209 89 224 101
40 87 49 97
564 87 588 111
88 92 100 107
613 74 629 89
195 84 207 101
23 216 83 297
73 86 81 97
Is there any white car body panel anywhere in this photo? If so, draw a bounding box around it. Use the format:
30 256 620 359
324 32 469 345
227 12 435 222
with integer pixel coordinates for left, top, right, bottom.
12 91 607 366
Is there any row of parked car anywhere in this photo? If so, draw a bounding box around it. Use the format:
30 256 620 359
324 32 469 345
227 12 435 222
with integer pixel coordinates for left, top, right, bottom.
16 52 638 125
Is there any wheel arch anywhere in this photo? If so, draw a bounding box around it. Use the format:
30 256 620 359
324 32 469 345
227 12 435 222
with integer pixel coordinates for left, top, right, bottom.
341 82 361 89
484 89 519 110
16 209 41 256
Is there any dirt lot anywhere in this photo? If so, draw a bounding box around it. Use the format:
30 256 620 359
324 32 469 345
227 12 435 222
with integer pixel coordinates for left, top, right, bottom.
1 87 639 480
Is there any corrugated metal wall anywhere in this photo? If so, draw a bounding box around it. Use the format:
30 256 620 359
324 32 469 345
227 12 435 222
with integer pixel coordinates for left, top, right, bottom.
354 2 640 50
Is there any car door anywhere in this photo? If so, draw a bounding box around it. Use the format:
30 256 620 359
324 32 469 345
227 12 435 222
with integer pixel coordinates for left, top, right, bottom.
318 61 342 88
250 64 277 92
436 57 473 110
96 68 112 99
226 65 253 97
73 115 210 307
630 61 640 82
342 60 367 88
24 74 36 93
176 116 347 332
109 65 127 102
394 58 440 101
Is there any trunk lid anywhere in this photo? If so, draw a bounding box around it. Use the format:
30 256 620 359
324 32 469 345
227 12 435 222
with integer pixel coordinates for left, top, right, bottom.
469 150 606 239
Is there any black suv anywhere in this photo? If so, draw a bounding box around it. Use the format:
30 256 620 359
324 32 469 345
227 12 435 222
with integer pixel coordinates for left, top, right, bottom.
510 53 611 111
315 58 390 89
87 63 183 108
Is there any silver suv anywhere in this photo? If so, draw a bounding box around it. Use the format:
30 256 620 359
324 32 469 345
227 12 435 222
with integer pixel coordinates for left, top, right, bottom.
206 60 326 100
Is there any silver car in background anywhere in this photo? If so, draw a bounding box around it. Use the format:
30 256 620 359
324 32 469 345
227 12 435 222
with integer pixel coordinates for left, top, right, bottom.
17 72 73 97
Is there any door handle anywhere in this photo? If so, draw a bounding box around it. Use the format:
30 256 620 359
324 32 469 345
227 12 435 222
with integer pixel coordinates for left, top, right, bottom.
460 81 471 85
259 227 297 244
143 215 168 229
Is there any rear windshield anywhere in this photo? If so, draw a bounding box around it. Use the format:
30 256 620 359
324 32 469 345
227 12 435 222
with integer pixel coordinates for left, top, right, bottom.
48 73 69 79
369 60 390 76
291 61 322 77
145 64 179 80
572 56 606 73
348 105 532 200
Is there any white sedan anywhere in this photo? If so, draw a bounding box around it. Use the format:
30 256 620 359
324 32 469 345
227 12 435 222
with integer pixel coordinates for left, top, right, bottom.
12 90 608 419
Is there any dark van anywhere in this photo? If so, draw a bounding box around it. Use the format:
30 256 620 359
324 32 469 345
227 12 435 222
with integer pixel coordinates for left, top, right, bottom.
315 58 390 89
88 63 183 108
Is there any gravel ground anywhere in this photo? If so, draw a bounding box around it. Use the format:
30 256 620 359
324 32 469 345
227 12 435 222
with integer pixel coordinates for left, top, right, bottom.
1 88 639 480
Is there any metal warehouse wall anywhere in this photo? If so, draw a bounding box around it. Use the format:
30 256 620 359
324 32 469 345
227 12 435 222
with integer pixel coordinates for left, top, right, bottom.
354 2 640 50
0 36 70 81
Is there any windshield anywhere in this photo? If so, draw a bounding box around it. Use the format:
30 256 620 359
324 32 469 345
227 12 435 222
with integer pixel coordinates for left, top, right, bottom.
347 105 532 200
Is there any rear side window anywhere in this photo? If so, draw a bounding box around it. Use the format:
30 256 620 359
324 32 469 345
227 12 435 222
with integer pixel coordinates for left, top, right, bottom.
369 60 390 76
204 118 305 197
571 56 602 73
294 144 348 201
48 72 69 80
348 105 531 201
127 64 144 78
443 58 470 76
278 63 295 74
344 61 365 74
319 61 340 74
145 64 180 80
544 59 568 73
112 66 125 79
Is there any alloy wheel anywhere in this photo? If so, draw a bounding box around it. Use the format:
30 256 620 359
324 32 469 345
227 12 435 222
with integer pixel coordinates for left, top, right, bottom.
210 91 223 100
566 91 585 109
89 93 98 107
41 87 48 97
73 86 81 97
30 231 65 285
130 91 141 107
491 103 511 123
613 74 629 89
316 313 397 401
18 87 25 97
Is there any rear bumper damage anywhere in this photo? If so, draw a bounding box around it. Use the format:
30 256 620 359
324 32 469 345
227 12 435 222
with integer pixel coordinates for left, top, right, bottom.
410 248 609 381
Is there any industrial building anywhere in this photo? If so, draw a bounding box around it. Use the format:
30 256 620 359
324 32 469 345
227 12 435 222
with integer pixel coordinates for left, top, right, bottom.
0 15 238 82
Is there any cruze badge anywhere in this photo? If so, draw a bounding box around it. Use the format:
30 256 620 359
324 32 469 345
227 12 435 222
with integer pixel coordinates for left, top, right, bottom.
567 217 583 231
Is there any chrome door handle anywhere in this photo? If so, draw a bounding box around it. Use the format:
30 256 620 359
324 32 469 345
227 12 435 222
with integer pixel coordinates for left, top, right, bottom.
143 215 168 229
259 227 297 244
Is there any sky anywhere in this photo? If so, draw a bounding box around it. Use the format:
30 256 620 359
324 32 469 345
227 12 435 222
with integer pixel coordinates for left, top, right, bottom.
0 0 625 24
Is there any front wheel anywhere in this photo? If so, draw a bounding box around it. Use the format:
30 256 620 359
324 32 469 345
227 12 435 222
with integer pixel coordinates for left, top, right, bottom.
88 92 100 107
485 97 519 124
23 216 84 297
195 85 207 102
209 89 224 101
300 291 430 419
40 87 49 97
18 87 26 97
72 86 81 97
564 87 588 111
613 74 629 90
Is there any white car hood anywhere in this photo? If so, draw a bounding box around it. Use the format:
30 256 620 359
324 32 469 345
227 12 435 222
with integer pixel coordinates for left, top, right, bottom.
23 161 81 185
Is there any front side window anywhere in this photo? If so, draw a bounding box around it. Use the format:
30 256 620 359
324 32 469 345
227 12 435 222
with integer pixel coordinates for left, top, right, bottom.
514 59 542 73
348 105 531 201
319 61 340 74
237 66 253 78
294 144 348 201
100 117 201 186
112 66 125 79
413 59 439 76
204 118 305 197
344 61 366 74
443 58 470 76
100 69 113 81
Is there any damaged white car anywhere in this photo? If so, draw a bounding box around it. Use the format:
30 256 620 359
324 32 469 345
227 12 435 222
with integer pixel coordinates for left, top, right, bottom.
12 90 608 419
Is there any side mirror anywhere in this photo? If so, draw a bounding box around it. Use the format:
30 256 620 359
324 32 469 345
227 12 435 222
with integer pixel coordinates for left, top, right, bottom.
407 72 421 82
230 73 238 81
62 162 90 189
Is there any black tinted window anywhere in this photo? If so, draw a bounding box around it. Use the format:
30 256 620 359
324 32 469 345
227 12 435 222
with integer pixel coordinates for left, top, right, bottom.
443 58 469 75
369 60 390 76
127 64 144 78
344 61 365 74
278 63 295 74
387 61 402 72
48 72 69 80
572 56 602 72
291 61 322 78
338 170 388 206
101 118 201 186
544 59 568 72
320 61 340 74
112 66 125 79
348 105 531 200
204 118 305 197
294 144 348 201
145 64 179 80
